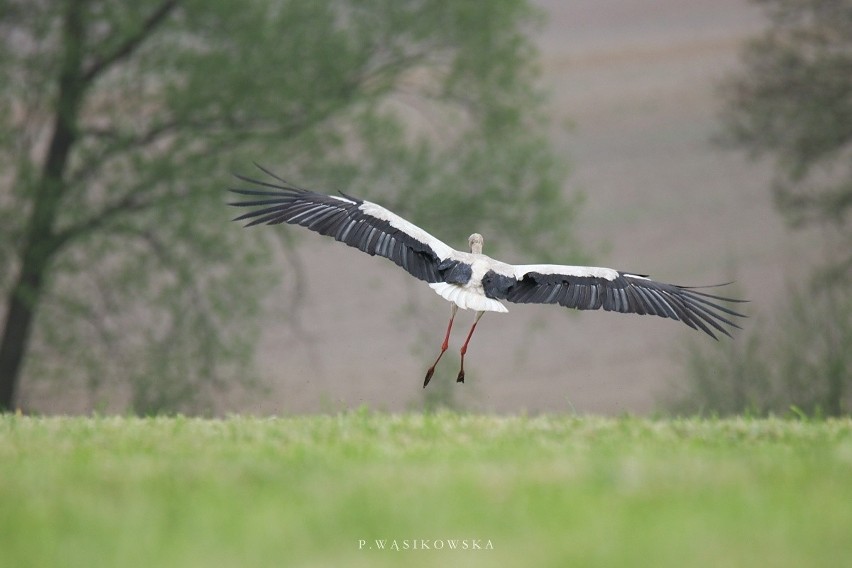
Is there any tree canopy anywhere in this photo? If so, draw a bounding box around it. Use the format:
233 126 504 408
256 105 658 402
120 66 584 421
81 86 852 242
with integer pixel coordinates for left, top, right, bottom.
720 0 852 281
0 0 583 413
678 0 852 417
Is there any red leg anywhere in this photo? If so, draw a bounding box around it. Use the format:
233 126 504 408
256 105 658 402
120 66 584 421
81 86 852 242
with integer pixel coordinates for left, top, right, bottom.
456 311 484 384
424 304 458 387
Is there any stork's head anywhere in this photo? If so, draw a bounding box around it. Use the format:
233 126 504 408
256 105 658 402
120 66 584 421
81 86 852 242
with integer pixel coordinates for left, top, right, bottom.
468 233 484 254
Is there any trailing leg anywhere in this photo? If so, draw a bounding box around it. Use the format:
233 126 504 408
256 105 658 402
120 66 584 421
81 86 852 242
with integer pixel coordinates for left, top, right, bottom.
456 311 484 384
423 304 458 387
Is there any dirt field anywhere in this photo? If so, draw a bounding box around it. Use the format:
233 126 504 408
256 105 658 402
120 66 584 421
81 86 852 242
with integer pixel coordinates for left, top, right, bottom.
251 0 820 415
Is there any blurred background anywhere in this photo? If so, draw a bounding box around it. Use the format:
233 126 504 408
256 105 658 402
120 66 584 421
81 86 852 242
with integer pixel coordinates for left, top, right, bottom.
2 0 849 416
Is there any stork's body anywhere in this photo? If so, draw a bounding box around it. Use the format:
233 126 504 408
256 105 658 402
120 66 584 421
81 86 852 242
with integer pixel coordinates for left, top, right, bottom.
230 166 746 387
423 234 503 385
428 235 510 314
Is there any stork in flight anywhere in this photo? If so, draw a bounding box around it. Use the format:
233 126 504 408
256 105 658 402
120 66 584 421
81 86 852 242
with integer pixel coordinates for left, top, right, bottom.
230 166 746 387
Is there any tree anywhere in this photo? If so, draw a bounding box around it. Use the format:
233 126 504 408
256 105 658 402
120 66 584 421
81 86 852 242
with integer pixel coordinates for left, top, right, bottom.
719 0 852 282
669 283 851 416
0 0 583 413
673 0 852 417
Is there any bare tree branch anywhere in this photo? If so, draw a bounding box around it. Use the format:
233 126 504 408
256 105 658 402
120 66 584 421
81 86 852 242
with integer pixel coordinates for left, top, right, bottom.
69 118 184 185
82 0 179 84
50 190 157 253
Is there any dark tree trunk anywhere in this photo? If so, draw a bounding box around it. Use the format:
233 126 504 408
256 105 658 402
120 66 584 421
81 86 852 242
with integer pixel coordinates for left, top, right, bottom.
0 260 50 411
0 3 86 412
0 0 180 411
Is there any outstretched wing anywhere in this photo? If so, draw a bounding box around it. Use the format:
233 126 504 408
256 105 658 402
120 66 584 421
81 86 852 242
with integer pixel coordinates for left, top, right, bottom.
229 165 466 283
482 263 746 339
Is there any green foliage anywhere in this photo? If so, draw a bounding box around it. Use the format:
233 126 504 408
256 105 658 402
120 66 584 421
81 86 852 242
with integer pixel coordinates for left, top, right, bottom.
2 413 851 567
719 0 852 280
670 282 852 417
701 0 852 418
672 330 771 417
0 0 581 413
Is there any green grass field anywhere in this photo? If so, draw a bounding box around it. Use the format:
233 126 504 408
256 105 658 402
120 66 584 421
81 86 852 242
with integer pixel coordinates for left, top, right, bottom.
2 412 851 567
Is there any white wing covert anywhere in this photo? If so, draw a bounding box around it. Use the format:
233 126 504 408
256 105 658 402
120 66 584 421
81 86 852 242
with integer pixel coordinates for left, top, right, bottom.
229 166 464 284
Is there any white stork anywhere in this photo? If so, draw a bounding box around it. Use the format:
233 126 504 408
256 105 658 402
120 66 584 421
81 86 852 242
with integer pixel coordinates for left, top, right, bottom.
230 166 746 387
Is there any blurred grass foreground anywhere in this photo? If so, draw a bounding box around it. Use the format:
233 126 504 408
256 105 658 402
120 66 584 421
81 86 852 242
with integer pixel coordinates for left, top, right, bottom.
2 412 851 567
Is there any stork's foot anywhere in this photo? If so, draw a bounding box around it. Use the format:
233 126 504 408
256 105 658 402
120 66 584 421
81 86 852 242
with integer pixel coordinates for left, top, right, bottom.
456 369 465 384
424 367 436 388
